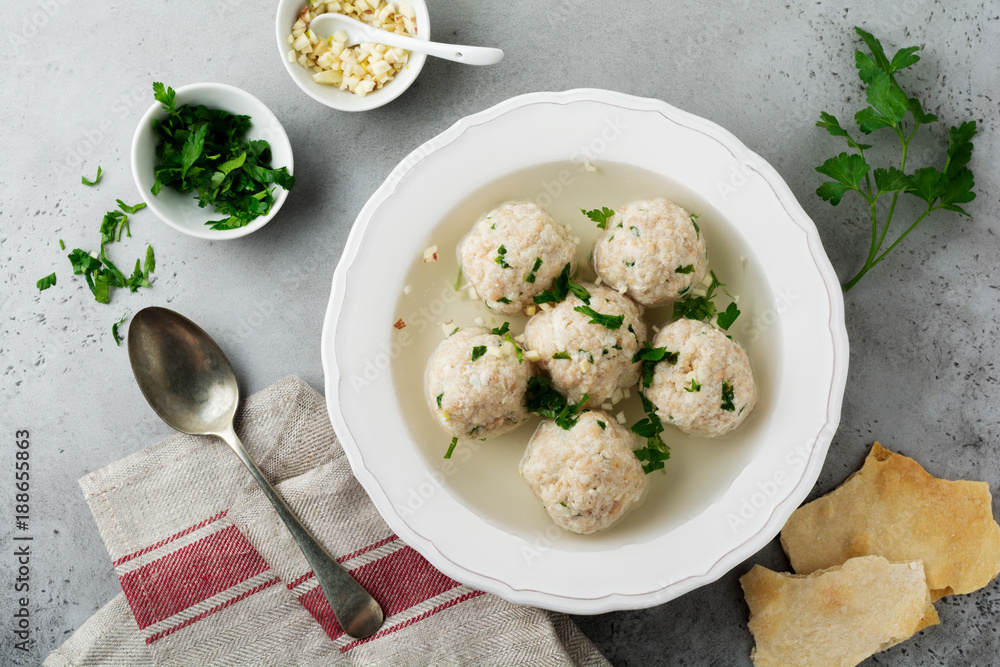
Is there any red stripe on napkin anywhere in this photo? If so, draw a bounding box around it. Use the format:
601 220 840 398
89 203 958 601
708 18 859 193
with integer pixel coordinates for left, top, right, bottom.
113 510 229 567
286 534 400 591
121 524 270 629
297 545 462 641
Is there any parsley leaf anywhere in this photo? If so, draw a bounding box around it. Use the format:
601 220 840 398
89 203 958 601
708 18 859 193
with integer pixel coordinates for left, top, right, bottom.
36 273 57 291
471 345 487 361
581 206 615 229
491 322 523 363
552 351 571 360
675 265 695 274
684 378 702 392
111 311 128 347
533 263 590 305
495 244 511 268
524 257 543 283
524 376 588 430
673 270 739 330
444 437 458 459
81 166 102 186
721 381 736 412
573 305 624 330
436 393 444 409
632 341 679 388
632 392 671 474
715 302 741 331
816 27 978 290
116 199 147 215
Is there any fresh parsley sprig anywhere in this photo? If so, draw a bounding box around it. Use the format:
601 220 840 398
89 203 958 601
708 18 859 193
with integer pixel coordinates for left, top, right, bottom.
581 206 615 229
673 270 740 330
573 305 624 330
816 27 977 291
632 342 679 388
533 263 590 305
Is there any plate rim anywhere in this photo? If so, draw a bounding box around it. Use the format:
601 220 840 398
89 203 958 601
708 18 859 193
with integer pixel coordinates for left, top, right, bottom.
321 88 849 613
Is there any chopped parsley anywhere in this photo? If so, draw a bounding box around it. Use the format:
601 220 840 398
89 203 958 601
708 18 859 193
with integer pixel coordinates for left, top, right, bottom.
632 392 671 473
436 393 444 409
454 266 463 291
684 378 702 392
495 244 511 268
721 381 736 412
58 239 65 250
111 311 128 347
533 263 591 305
470 425 482 435
491 322 524 363
471 345 487 361
673 270 741 330
690 213 700 236
625 261 635 267
524 257 543 283
552 351 571 360
497 296 511 304
675 264 695 274
596 420 607 430
444 437 458 459
116 200 147 215
81 166 102 186
524 376 588 430
581 206 615 229
573 305 623 330
633 342 679 388
150 82 295 230
630 225 639 236
36 273 57 291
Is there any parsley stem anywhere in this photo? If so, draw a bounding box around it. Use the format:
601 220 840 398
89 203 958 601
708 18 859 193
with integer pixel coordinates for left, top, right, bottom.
872 206 935 266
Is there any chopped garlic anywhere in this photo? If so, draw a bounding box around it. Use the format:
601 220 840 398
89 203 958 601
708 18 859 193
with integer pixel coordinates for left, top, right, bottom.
467 286 478 300
583 161 597 172
423 245 438 262
601 402 613 411
474 316 485 326
403 284 412 295
523 304 537 317
594 276 603 287
525 350 541 362
615 411 626 424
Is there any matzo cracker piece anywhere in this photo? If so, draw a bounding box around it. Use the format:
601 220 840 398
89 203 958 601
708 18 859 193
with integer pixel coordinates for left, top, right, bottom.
740 556 938 667
780 442 1000 597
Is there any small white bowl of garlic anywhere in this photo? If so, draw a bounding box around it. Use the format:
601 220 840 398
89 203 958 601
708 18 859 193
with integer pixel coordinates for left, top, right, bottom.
275 0 430 111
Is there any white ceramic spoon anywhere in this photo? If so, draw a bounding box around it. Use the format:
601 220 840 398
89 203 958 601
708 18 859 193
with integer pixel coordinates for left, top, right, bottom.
309 13 504 65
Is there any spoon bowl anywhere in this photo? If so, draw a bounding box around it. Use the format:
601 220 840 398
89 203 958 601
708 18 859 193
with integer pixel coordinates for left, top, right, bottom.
127 306 384 639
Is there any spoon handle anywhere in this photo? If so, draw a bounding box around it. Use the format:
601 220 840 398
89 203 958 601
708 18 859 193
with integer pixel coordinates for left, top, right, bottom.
367 29 504 65
217 424 384 639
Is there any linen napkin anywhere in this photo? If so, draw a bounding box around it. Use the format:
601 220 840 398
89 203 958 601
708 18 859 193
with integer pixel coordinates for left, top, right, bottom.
46 376 610 666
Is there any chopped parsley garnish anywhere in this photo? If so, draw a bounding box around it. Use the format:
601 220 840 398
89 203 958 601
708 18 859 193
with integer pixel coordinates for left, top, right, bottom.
470 425 482 435
721 381 736 412
497 296 511 304
632 392 671 474
673 270 740 330
524 257 543 283
111 311 128 347
444 437 458 459
573 305 623 330
581 206 615 229
436 393 444 409
36 273 57 291
715 302 741 331
58 239 65 250
596 420 607 430
495 244 511 268
150 82 295 230
533 263 590 305
630 225 639 236
524 376 588 430
675 264 695 274
81 166 102 186
491 322 524 363
633 342 679 388
690 213 700 236
552 351 571 360
625 261 635 267
471 345 487 361
116 200 147 215
454 266 463 291
685 378 702 392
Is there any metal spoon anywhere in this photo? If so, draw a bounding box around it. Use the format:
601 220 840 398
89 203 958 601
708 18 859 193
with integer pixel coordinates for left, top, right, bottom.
127 306 384 639
309 13 504 65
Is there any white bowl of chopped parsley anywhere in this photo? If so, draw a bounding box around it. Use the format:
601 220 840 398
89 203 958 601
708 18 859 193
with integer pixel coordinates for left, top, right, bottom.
131 82 295 240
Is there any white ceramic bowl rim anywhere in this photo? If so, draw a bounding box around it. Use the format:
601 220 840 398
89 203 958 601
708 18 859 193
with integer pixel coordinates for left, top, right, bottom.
274 0 430 112
321 89 849 613
130 82 294 241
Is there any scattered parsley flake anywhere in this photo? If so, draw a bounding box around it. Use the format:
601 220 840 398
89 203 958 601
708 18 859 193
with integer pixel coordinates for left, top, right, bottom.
436 393 443 409
684 378 702 392
111 311 128 347
596 420 607 430
36 273 57 291
552 351 571 360
444 437 458 459
632 392 671 474
81 166 102 186
524 257 543 283
533 263 591 305
471 345 487 361
495 244 511 268
581 206 615 229
675 264 695 274
524 376 588 430
573 305 623 330
633 342 679 388
721 381 736 412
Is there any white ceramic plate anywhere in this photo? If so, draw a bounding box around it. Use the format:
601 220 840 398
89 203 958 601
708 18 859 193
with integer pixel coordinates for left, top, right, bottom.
321 89 848 613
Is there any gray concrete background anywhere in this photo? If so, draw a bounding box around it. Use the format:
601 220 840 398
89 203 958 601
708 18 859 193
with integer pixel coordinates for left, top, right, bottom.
2 0 998 664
